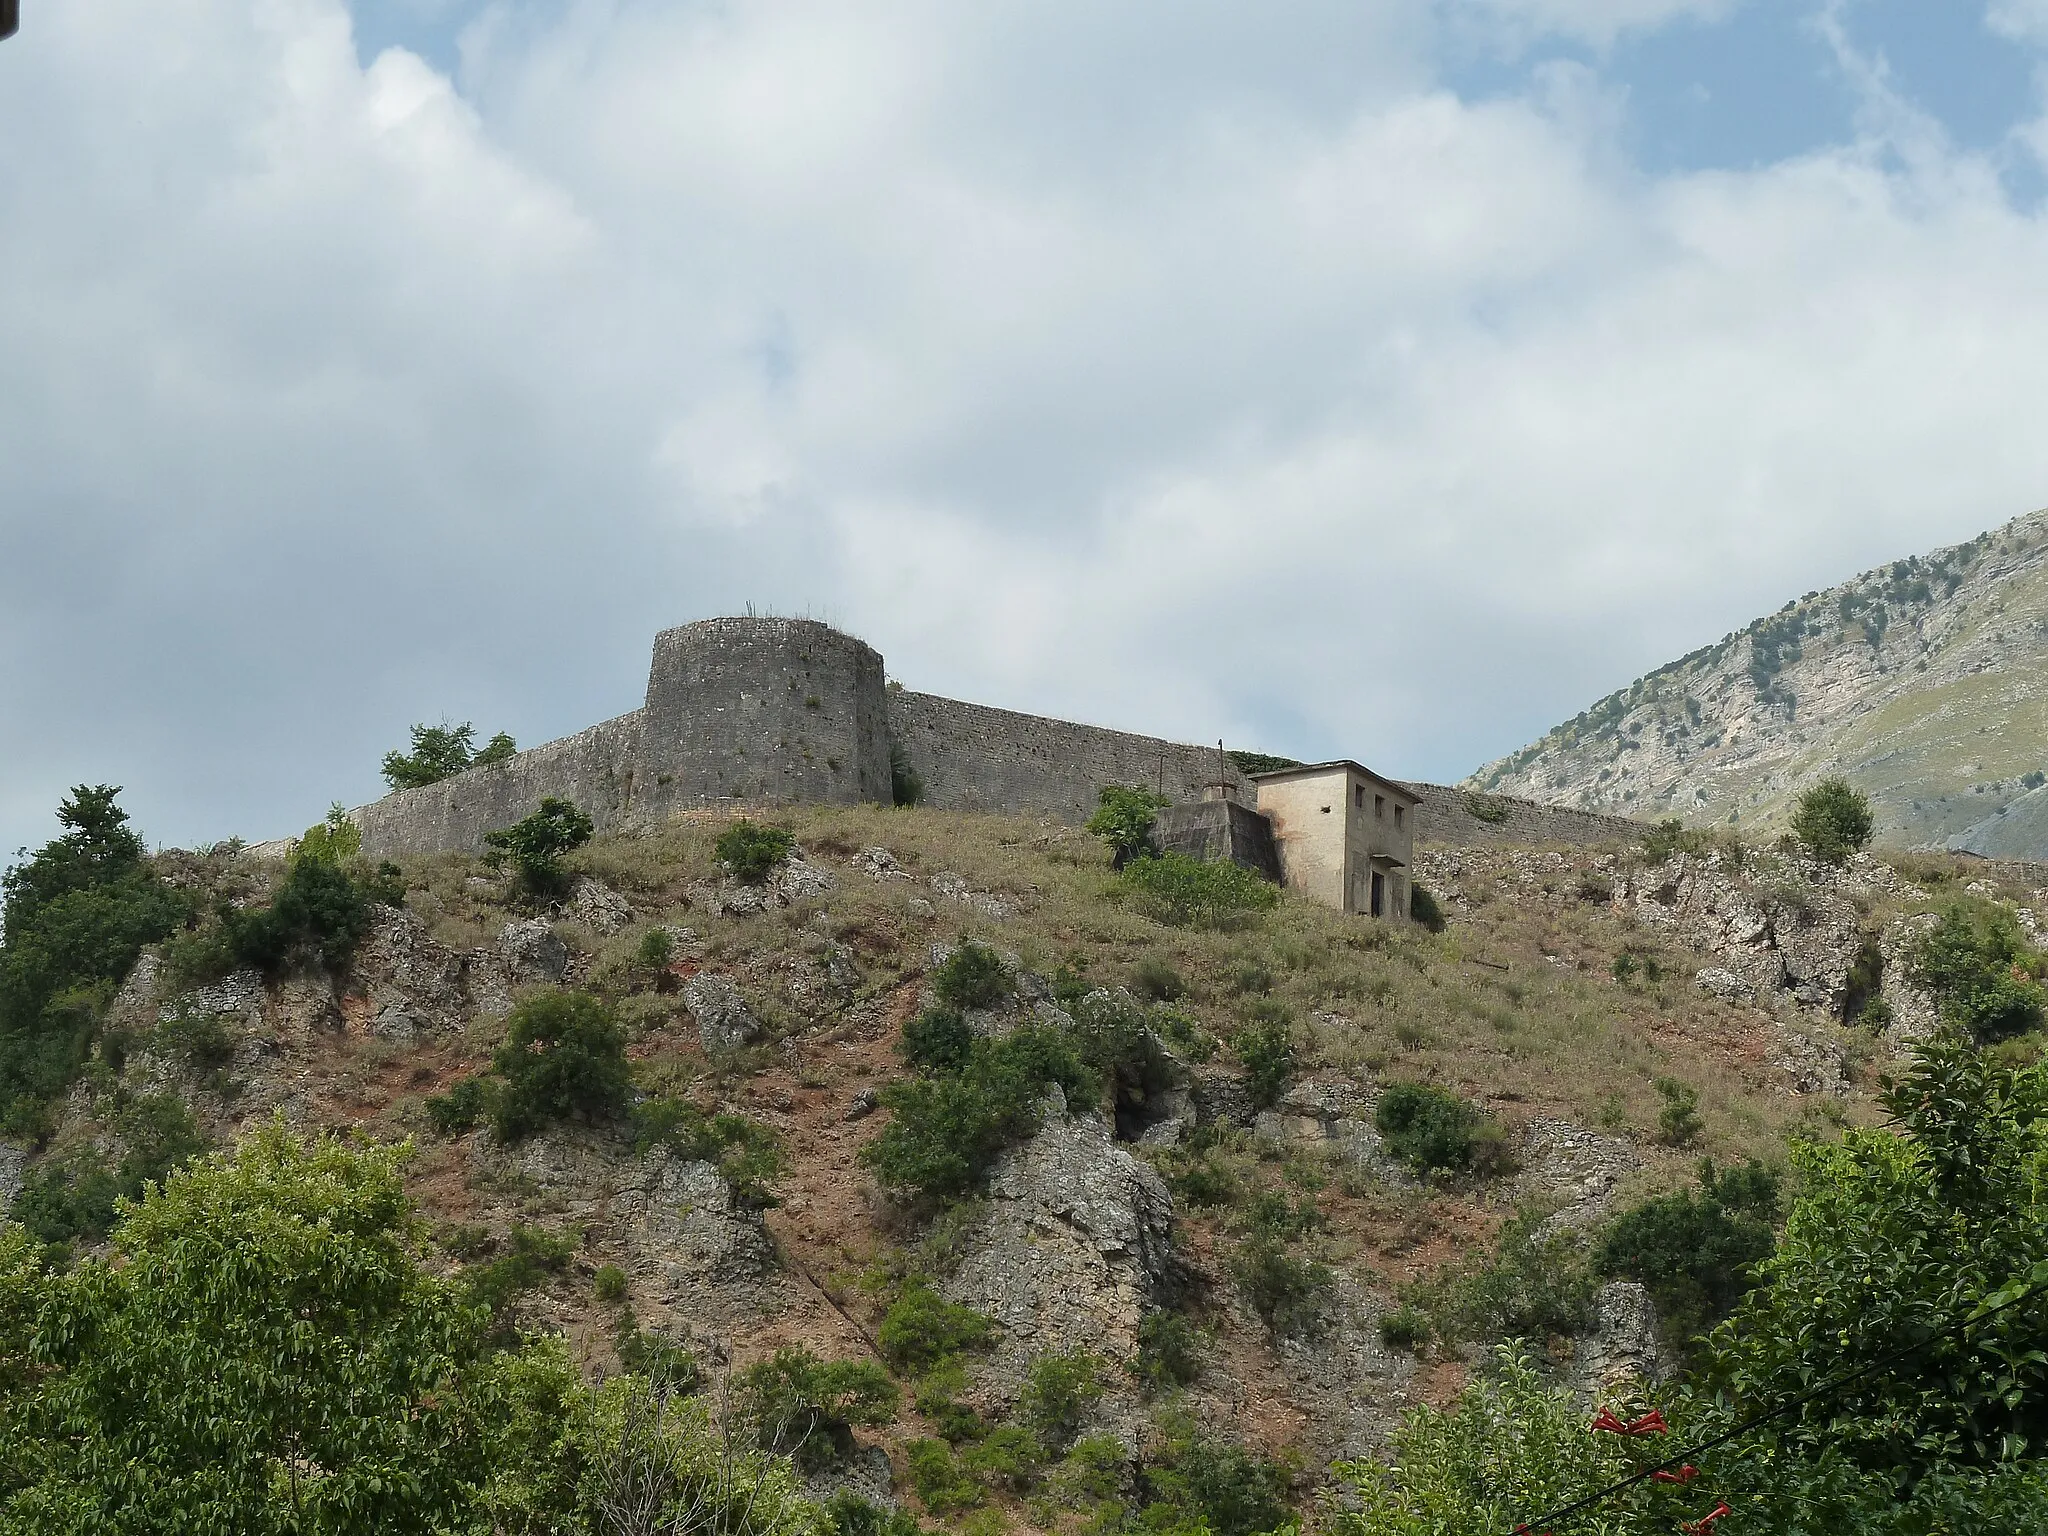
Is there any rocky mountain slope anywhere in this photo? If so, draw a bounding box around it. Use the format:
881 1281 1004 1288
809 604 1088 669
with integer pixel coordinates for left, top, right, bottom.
1466 508 2048 854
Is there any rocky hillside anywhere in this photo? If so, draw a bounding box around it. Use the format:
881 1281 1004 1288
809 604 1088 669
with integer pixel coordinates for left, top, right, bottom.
8 796 2029 1528
1466 507 2048 854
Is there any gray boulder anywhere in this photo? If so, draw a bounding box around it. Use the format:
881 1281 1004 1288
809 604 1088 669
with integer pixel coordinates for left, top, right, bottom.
682 974 763 1051
1572 1281 1672 1399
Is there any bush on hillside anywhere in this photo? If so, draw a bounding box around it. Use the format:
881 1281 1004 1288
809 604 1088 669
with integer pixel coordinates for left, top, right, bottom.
1086 784 1170 870
484 797 594 899
1907 898 2046 1042
899 1006 974 1073
1408 882 1446 932
714 819 794 885
931 939 1010 1010
1373 1081 1508 1178
1640 817 1712 863
1792 775 1875 864
1122 851 1278 928
738 1347 898 1472
380 722 516 791
1233 1006 1294 1110
889 742 924 808
1598 1158 1779 1352
1229 1233 1335 1341
1137 1411 1296 1536
1408 1208 1597 1345
10 1091 207 1249
290 803 363 867
1135 1310 1207 1390
1017 1350 1103 1455
877 1281 992 1374
489 991 631 1142
226 854 403 975
462 1222 576 1318
629 1095 782 1205
1653 1075 1705 1147
1130 955 1186 1002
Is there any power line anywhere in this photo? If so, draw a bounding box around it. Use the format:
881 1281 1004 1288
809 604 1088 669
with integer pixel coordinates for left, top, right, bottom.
1508 1268 2048 1535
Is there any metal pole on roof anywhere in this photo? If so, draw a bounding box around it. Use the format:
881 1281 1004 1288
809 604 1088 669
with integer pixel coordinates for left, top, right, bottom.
1 1 17 41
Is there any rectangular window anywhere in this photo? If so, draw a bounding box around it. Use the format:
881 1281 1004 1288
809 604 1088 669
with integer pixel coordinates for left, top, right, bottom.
1354 784 1364 809
1375 794 1385 818
1395 804 1405 829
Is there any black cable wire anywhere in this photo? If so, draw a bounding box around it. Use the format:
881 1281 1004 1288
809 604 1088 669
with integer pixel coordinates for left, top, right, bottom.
1507 1271 2048 1535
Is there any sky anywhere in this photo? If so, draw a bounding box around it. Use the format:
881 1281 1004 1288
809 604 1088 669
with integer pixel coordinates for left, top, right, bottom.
8 1 2048 858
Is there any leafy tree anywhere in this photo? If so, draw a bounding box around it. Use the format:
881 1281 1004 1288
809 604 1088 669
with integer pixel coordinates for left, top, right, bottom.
899 1006 974 1073
226 855 400 974
0 787 189 1121
1597 1158 1778 1353
1908 898 2046 1042
715 820 794 885
484 798 594 899
381 722 516 791
0 1123 513 1532
1087 785 1170 870
738 1346 898 1471
489 991 631 1141
289 803 362 867
1791 775 1876 864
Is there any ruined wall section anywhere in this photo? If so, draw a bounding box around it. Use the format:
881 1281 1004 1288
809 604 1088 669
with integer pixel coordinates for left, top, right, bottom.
1405 782 1642 849
640 618 892 815
889 690 1245 822
355 710 644 858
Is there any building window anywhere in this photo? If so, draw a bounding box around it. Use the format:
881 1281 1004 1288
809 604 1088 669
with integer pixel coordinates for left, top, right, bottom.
1354 784 1364 809
1395 804 1405 829
1375 794 1385 818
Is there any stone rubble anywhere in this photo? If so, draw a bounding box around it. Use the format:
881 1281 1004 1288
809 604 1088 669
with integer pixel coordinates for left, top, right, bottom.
682 973 764 1051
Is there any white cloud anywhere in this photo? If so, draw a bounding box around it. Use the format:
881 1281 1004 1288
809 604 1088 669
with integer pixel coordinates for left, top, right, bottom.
1440 0 1740 51
1988 0 2048 47
6 0 2048 855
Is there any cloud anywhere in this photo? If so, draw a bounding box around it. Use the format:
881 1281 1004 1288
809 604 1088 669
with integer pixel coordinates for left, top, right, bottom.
1439 0 1742 51
5 0 2048 858
1989 0 2048 47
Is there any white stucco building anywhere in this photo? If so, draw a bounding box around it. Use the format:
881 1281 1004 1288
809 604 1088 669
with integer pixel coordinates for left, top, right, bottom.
1250 761 1419 918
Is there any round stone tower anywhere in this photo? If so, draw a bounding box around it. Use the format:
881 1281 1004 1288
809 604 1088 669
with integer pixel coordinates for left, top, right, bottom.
639 617 891 810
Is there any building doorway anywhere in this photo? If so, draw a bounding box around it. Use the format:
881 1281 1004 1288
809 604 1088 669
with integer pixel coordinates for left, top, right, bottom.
1370 870 1385 918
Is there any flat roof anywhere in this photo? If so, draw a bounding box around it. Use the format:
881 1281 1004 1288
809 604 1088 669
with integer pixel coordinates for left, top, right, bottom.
1246 760 1422 802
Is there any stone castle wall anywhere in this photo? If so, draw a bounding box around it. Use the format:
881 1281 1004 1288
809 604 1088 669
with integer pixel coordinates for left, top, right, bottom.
350 616 1648 858
1405 782 1641 848
887 690 1245 823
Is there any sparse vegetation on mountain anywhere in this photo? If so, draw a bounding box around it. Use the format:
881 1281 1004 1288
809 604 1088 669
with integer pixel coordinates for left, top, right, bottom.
715 818 795 885
1121 851 1278 927
1374 1080 1507 1178
1907 898 2046 1042
224 852 404 974
487 990 631 1141
485 796 594 899
1792 775 1875 863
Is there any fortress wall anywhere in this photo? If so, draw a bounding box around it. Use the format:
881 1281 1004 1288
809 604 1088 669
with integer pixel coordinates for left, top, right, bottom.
640 618 892 814
888 690 1245 822
1405 782 1642 849
355 710 644 858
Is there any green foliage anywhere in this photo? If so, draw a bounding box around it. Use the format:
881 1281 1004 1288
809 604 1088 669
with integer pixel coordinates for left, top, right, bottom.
1067 988 1177 1129
1122 852 1279 928
484 797 594 899
1017 1350 1103 1454
1408 1209 1597 1345
1130 955 1185 1002
877 1280 992 1374
1376 1305 1430 1352
1598 1158 1778 1351
1233 1007 1294 1110
1640 817 1712 863
1653 1074 1705 1147
1137 1411 1295 1536
1135 1310 1206 1389
226 854 403 975
1226 751 1300 777
900 1006 974 1073
0 786 189 1117
426 1075 491 1135
1228 1233 1335 1340
593 1263 627 1302
715 819 795 885
906 1437 984 1512
630 1095 783 1205
1086 784 1171 869
1908 899 2046 1042
889 742 925 808
153 1002 236 1076
1792 775 1876 864
1407 882 1446 933
463 1222 576 1316
381 721 515 791
827 1491 931 1536
738 1346 898 1472
489 991 631 1141
1373 1080 1507 1178
860 1025 1095 1203
10 1092 207 1249
289 803 362 867
0 1121 523 1532
931 940 1009 1010
635 926 675 971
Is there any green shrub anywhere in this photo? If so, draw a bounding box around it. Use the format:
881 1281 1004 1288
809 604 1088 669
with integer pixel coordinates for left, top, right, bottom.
1233 1009 1294 1110
1791 775 1875 864
889 743 925 808
1228 1235 1335 1340
826 1492 930 1536
1018 1350 1103 1454
1463 794 1510 825
1376 1305 1430 1352
1408 883 1446 933
1408 1209 1596 1344
11 1093 208 1248
628 1096 781 1205
739 1347 898 1471
1373 1081 1506 1178
1598 1158 1778 1351
1653 1075 1704 1147
1086 785 1170 869
462 1222 576 1316
900 1006 973 1072
226 855 402 975
426 1076 490 1135
1135 1310 1206 1389
906 1439 983 1512
634 927 675 971
592 1264 627 1303
380 722 515 791
1907 899 2046 1042
1068 989 1177 1126
1139 1412 1294 1536
290 804 363 867
484 798 594 899
489 991 631 1141
1165 1156 1238 1208
877 1281 992 1374
1131 956 1186 1002
1122 853 1278 928
860 1026 1095 1203
715 820 794 884
154 1005 236 1075
932 941 1009 1010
